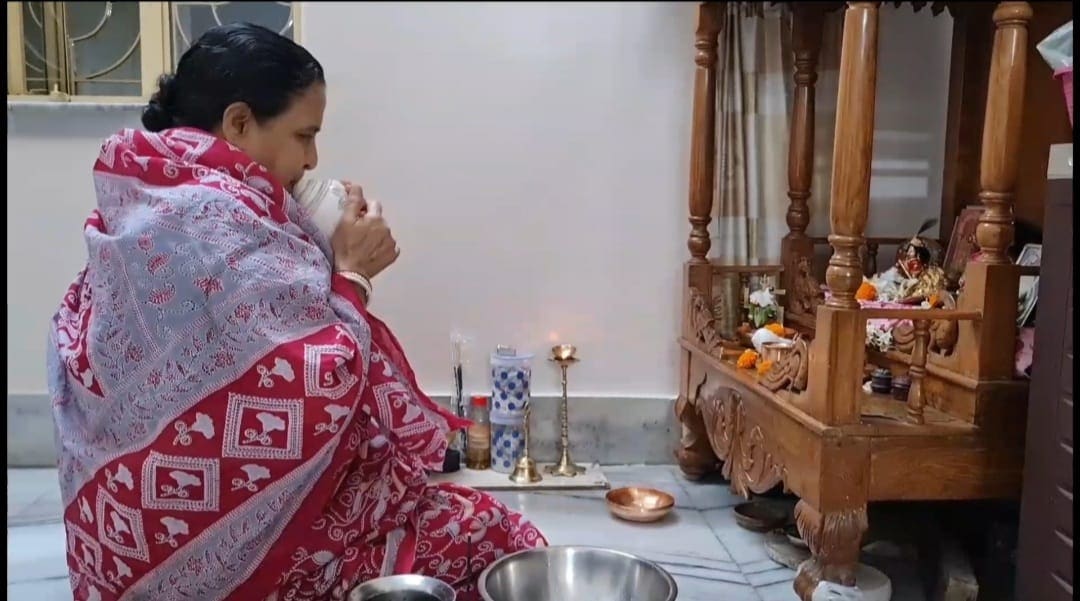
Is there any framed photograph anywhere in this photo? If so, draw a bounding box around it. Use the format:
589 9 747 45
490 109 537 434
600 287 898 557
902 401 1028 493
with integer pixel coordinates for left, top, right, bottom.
1016 243 1041 327
943 206 986 283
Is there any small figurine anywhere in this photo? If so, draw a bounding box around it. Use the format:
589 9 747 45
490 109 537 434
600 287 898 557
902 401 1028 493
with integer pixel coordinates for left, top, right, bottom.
896 235 946 303
790 256 824 315
865 218 947 304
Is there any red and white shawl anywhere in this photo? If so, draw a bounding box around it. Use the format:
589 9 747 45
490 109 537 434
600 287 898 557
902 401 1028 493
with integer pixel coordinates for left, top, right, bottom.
48 127 544 601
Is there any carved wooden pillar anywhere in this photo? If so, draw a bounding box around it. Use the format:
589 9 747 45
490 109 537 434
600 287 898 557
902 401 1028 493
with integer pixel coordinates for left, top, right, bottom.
974 2 1032 264
780 5 825 304
677 4 724 483
687 3 722 269
938 3 995 247
824 2 879 309
953 1 1031 380
906 319 930 424
803 3 879 427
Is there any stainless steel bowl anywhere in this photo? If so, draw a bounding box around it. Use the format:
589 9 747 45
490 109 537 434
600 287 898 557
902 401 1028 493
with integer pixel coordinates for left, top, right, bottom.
348 574 456 601
479 545 678 601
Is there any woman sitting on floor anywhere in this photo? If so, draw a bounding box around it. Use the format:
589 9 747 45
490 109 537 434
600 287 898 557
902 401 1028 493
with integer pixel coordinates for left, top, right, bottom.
47 22 544 601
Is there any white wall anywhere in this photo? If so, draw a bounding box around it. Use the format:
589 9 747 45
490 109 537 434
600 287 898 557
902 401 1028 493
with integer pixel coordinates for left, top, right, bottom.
6 2 697 399
301 1 696 397
6 107 144 394
5 3 952 401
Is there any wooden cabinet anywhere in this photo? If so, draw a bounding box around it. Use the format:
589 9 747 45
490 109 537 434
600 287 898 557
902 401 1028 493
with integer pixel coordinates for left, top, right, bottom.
1016 143 1072 601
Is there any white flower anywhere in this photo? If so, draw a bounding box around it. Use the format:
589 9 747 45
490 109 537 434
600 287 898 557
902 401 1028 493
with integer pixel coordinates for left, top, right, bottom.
749 288 777 308
868 267 914 303
865 321 894 352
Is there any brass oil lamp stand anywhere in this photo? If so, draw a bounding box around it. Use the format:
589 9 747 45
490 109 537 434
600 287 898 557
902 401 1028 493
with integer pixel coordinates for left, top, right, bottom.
545 344 584 477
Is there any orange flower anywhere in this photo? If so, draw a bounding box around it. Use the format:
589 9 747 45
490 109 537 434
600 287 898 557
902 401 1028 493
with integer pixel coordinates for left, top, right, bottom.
736 350 760 369
928 293 943 308
856 281 877 302
756 359 774 375
764 323 786 336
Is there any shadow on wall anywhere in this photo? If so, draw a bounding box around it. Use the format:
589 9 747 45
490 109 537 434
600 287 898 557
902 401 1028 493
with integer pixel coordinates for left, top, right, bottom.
807 6 953 247
868 131 939 237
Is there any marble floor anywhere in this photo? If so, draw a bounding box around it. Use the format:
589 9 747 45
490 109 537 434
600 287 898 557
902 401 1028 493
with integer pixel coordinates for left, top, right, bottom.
8 465 925 600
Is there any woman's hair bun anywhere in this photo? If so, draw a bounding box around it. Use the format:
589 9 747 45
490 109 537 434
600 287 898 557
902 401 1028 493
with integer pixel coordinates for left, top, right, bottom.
141 73 178 132
139 24 324 133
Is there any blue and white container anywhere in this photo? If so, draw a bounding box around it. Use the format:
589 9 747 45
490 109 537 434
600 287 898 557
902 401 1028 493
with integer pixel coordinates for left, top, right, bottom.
488 347 532 473
490 349 533 417
489 413 526 473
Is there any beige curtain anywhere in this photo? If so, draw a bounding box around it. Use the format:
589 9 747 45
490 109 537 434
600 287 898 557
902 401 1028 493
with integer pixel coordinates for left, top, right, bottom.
712 4 845 259
709 3 792 335
711 3 792 266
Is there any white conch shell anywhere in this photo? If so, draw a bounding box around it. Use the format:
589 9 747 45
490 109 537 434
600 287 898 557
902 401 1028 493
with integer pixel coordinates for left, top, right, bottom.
293 176 347 240
750 328 785 354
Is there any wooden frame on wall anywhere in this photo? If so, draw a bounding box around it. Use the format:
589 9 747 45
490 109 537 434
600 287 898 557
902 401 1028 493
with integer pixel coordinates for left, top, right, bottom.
6 1 301 104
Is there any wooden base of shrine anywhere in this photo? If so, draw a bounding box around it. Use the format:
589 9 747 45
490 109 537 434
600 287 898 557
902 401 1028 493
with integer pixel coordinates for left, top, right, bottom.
675 339 1024 601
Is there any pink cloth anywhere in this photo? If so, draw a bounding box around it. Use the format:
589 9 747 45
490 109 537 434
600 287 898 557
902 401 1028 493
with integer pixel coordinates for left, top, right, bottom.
825 292 1032 375
856 299 915 332
48 128 545 601
1015 327 1036 377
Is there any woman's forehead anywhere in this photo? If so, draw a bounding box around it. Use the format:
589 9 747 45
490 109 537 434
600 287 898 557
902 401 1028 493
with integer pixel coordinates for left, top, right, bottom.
283 84 326 125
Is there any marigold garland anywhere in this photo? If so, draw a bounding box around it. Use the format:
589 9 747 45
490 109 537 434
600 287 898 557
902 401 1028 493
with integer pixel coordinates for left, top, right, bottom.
736 349 759 369
764 323 785 336
856 281 878 302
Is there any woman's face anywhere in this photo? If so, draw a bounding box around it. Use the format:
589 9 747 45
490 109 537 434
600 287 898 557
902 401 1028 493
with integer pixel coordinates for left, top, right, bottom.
219 83 326 193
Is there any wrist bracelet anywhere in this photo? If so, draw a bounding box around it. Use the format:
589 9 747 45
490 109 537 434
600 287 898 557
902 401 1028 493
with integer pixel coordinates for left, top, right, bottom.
337 271 372 303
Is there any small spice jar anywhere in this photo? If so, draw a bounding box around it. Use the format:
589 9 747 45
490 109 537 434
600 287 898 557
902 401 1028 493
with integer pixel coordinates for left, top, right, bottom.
869 368 893 395
465 396 491 470
891 374 912 401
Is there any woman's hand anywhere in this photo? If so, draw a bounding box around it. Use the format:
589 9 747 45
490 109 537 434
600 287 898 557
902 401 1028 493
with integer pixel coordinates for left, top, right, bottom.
340 181 366 214
330 184 400 280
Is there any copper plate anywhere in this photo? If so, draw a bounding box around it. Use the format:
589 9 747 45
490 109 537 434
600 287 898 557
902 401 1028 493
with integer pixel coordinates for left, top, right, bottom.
605 486 675 523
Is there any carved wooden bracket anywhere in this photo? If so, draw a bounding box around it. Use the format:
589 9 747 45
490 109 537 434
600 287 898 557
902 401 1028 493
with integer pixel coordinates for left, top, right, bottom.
699 385 785 498
789 255 825 317
674 375 720 480
928 291 959 355
689 288 741 360
891 290 959 356
761 336 811 393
